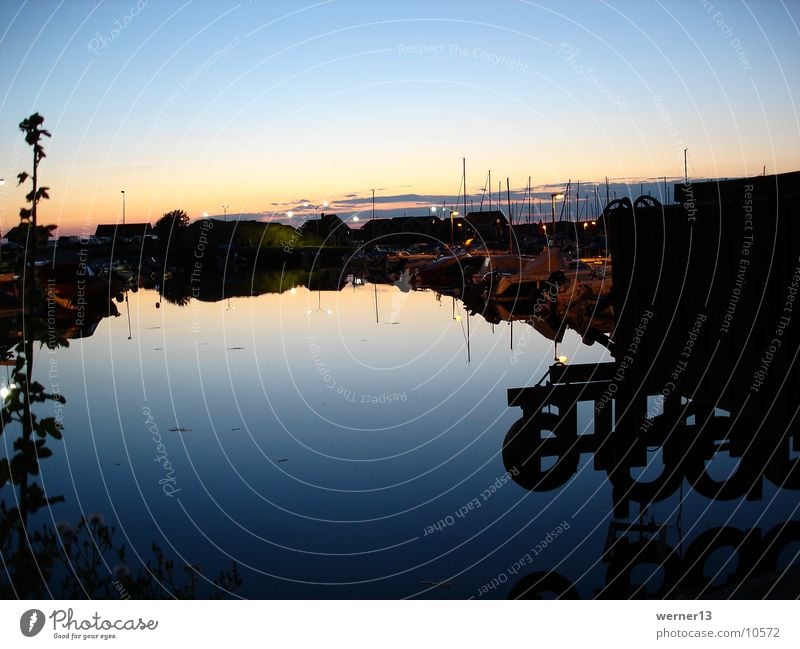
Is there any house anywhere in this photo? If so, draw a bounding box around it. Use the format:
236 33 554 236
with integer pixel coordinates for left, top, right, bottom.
465 210 508 244
299 213 351 246
358 215 448 245
4 223 58 246
94 223 152 241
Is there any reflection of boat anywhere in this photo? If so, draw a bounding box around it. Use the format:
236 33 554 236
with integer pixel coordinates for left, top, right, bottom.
412 250 534 289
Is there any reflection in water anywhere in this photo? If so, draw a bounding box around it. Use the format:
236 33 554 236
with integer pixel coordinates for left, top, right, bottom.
504 361 799 598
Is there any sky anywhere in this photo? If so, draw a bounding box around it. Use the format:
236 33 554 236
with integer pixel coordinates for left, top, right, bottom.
0 0 798 234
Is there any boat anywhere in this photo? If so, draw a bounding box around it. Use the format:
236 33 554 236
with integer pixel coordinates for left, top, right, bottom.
487 247 570 299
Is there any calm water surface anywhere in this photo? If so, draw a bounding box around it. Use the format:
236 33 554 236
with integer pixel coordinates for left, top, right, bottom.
31 284 798 598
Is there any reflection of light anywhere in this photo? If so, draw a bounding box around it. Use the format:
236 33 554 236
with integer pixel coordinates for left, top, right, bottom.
551 192 565 200
202 211 209 217
352 216 360 222
583 222 588 229
454 315 461 321
289 287 296 295
0 385 11 400
557 355 568 364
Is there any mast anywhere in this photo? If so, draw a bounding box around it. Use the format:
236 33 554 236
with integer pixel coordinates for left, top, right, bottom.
527 176 532 225
684 148 688 184
463 157 467 234
506 177 513 254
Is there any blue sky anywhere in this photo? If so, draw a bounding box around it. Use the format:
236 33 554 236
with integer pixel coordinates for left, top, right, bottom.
0 0 798 232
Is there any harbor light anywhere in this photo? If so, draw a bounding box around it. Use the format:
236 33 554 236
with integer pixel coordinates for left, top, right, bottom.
286 211 294 218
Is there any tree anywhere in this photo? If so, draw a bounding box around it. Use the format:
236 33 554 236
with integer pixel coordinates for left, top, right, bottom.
154 209 189 243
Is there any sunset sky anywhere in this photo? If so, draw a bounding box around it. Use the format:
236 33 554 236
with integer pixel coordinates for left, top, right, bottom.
1 0 798 234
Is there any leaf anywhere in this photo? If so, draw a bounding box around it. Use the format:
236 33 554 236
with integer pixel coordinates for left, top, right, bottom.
17 172 29 185
39 417 63 440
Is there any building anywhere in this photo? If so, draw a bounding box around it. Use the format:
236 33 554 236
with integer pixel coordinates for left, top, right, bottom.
298 213 351 246
465 210 508 244
94 223 152 240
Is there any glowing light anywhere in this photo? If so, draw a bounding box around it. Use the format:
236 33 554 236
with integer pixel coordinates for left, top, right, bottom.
202 211 209 217
0 385 10 400
557 355 568 364
286 211 294 218
352 216 360 222
454 315 461 321
289 287 296 295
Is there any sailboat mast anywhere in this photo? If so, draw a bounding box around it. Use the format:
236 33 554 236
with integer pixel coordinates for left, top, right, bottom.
463 157 467 237
506 177 513 254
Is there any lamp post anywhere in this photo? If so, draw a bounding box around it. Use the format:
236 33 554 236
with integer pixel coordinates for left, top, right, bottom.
307 289 332 316
221 204 229 222
121 190 126 225
303 201 328 219
450 210 459 245
550 192 564 246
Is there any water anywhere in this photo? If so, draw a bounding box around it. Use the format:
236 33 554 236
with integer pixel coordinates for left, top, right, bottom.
19 283 800 598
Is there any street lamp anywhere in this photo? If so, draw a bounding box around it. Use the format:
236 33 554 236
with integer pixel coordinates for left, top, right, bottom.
550 192 564 246
450 210 459 245
303 201 328 218
121 190 126 225
221 204 230 222
307 289 332 316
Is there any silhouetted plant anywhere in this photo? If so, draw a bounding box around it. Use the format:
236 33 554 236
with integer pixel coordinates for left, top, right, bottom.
154 209 190 244
0 115 240 599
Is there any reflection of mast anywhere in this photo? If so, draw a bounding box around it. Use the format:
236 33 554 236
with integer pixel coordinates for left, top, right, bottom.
466 311 471 363
373 281 379 323
125 292 132 340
